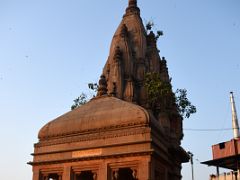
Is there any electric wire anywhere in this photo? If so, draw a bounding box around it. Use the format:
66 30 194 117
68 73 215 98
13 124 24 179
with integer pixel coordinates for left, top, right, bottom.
184 128 232 132
216 97 231 142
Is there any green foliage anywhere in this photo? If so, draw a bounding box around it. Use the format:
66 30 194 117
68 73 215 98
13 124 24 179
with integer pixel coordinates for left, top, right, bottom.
155 30 164 40
146 21 154 31
71 82 99 110
145 21 164 41
88 83 98 92
144 72 172 108
175 89 197 118
71 93 87 110
144 72 196 119
157 30 163 36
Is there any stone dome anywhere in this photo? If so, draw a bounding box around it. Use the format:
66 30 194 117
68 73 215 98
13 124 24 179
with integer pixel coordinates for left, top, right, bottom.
38 96 150 140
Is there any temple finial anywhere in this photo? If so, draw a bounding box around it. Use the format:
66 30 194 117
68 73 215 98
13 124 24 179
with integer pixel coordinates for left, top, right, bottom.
129 0 137 7
125 0 140 15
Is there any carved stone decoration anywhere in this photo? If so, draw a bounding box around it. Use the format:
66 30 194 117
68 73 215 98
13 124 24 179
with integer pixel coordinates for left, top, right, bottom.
129 0 137 7
114 46 122 62
125 0 140 15
112 170 119 180
132 169 138 180
135 59 145 81
110 82 117 97
97 75 108 97
93 172 97 180
147 31 156 48
159 57 170 82
111 46 124 98
124 78 134 102
120 24 128 38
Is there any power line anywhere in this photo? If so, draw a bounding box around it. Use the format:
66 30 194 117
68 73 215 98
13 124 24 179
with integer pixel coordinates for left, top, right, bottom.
184 128 232 132
217 97 231 142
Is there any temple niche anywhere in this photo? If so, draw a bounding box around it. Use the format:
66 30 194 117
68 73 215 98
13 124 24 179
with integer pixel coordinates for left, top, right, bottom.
28 0 189 179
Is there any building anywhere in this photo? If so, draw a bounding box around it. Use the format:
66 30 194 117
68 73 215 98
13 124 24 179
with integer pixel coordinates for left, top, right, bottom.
210 172 237 180
203 138 240 180
28 0 189 179
202 92 240 180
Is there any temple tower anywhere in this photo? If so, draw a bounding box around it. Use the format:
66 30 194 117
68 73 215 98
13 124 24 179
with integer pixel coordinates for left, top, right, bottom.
29 1 189 179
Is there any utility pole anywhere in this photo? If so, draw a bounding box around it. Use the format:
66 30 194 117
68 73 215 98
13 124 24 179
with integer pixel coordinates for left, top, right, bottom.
188 151 194 180
230 92 240 139
230 92 240 180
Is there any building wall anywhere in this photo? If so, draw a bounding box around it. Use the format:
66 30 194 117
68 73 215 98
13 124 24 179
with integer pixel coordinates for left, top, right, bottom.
212 139 240 160
32 155 151 180
210 171 238 180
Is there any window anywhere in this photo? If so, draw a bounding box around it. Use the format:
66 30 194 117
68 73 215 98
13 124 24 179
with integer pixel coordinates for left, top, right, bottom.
155 170 166 180
112 168 137 180
118 168 134 180
219 142 225 149
75 171 96 180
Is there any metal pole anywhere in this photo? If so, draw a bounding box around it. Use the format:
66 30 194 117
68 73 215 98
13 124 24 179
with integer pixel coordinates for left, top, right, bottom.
230 92 240 180
230 92 240 139
216 166 219 180
188 151 194 180
233 139 239 180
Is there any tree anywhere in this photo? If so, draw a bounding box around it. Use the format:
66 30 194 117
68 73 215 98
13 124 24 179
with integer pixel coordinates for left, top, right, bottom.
175 89 196 118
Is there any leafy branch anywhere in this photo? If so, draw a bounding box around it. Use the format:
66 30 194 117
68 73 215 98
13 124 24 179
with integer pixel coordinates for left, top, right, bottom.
144 72 172 109
88 83 98 92
175 89 196 118
71 93 88 110
144 72 196 119
146 21 163 41
71 83 98 110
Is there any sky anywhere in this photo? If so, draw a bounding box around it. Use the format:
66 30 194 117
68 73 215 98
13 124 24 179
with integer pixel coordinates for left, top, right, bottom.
0 0 239 179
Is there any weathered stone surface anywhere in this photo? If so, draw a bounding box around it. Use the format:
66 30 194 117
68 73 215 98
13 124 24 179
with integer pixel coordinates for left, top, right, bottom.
38 97 149 140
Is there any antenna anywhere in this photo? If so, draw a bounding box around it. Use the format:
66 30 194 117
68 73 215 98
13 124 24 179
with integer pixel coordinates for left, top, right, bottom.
230 92 240 139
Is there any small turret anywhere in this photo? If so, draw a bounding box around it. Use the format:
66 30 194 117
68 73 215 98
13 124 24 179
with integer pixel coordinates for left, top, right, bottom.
97 75 108 97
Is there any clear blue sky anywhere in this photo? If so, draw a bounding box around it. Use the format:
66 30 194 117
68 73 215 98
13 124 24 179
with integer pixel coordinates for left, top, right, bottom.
0 0 239 179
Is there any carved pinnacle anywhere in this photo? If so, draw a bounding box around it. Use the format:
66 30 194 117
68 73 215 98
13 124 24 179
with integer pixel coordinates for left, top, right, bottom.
129 0 137 7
